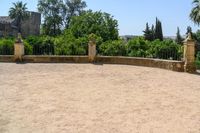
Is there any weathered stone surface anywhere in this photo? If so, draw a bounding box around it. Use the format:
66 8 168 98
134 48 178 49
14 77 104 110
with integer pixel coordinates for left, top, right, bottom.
0 55 14 62
0 12 41 37
183 33 196 73
88 41 96 62
0 55 185 72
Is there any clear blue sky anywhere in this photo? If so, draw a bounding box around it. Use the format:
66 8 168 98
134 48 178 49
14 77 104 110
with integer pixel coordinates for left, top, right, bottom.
0 0 199 36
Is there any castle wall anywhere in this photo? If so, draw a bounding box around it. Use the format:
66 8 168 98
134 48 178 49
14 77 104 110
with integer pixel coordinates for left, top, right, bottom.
21 12 41 37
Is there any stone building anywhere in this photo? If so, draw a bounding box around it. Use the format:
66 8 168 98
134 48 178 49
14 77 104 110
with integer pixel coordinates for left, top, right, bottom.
0 11 41 38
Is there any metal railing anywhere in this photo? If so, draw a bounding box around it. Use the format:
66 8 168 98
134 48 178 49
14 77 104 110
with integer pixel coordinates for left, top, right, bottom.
0 46 14 55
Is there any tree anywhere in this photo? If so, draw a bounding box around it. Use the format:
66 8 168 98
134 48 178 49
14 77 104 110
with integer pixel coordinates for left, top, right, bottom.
151 24 155 41
38 0 64 36
63 0 87 28
143 23 155 41
143 23 153 41
176 27 183 45
190 0 200 25
155 18 163 41
68 10 119 42
9 1 29 33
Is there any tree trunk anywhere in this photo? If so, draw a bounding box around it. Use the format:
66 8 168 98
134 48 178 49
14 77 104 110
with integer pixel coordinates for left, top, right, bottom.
18 19 21 33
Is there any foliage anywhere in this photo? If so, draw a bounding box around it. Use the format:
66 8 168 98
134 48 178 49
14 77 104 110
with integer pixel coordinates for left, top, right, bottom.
125 37 182 60
126 37 150 57
144 18 163 41
99 39 126 56
38 0 64 36
63 0 87 28
154 18 163 41
149 39 182 60
54 31 87 55
9 1 29 33
190 0 200 25
143 23 154 41
68 10 119 42
176 27 183 45
197 51 200 60
26 36 55 55
24 41 33 55
196 52 200 69
0 38 14 55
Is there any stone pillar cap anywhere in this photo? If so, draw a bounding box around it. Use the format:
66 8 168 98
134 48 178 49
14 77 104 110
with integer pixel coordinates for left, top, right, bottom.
183 32 194 43
15 33 23 43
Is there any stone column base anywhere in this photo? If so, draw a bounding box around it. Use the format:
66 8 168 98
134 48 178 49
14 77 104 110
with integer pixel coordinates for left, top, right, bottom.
14 43 24 62
184 63 196 73
88 56 96 63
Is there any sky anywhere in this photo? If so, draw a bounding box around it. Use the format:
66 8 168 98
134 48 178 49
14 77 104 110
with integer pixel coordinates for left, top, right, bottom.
0 0 199 36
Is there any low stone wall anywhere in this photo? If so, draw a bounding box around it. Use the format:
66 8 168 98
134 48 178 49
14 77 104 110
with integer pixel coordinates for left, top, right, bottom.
23 55 89 63
0 55 184 72
96 56 184 72
0 55 14 62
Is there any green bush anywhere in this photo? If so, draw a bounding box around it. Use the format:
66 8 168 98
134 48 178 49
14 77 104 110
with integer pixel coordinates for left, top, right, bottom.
127 37 150 57
54 31 87 55
0 39 14 55
196 52 200 69
149 39 182 60
26 36 55 55
99 39 126 56
24 41 33 55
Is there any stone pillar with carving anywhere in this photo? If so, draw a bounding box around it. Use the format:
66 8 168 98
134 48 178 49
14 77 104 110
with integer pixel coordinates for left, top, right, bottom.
183 33 196 73
88 36 96 63
14 33 24 62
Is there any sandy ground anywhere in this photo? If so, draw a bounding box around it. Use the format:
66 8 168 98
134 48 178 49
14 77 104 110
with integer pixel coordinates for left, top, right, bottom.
0 63 200 133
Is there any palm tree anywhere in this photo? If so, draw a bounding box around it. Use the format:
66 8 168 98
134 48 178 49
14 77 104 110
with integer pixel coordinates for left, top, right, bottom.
9 1 29 33
190 0 200 25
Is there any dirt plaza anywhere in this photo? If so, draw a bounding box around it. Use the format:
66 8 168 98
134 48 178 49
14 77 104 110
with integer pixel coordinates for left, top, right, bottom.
0 63 200 133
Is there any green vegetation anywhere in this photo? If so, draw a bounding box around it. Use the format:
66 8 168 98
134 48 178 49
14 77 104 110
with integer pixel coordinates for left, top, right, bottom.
9 1 29 33
68 10 119 42
196 52 200 69
190 0 200 25
143 18 163 41
99 39 126 56
0 38 14 55
38 0 87 36
176 27 184 45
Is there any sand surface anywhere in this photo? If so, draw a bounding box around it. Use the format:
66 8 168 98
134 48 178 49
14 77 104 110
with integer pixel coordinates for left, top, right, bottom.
0 63 200 133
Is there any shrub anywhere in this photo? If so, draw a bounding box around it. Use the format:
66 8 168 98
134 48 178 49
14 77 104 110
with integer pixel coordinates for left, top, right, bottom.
26 36 55 55
196 52 200 69
24 41 33 55
0 39 14 55
54 31 87 55
127 37 150 57
99 39 126 56
149 39 182 60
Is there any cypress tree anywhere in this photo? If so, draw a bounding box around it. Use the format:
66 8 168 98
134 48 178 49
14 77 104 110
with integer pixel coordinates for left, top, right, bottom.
155 18 163 41
176 27 183 45
151 24 155 41
143 23 152 41
143 23 155 41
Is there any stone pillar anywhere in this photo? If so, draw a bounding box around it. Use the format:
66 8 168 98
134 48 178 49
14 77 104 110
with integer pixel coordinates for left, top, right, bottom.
88 40 96 63
14 33 24 62
183 33 196 73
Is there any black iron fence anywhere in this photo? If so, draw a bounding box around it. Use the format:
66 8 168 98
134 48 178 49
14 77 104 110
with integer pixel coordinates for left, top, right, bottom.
0 41 184 61
196 52 200 69
0 45 14 55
